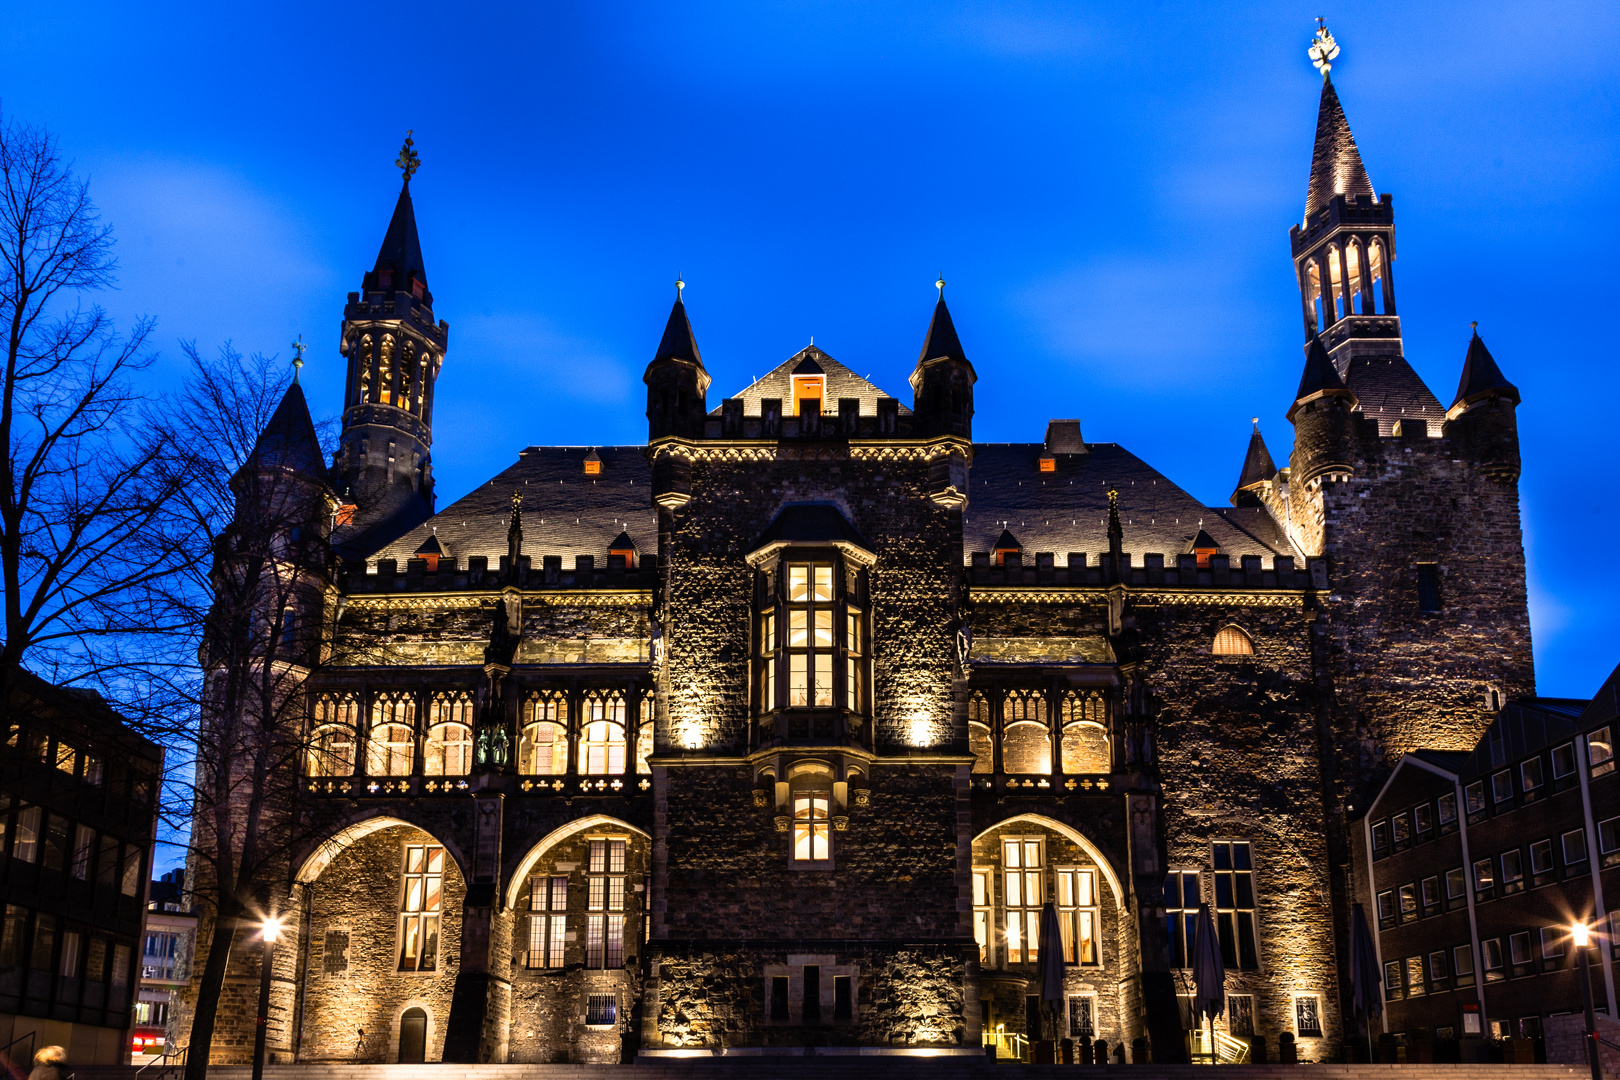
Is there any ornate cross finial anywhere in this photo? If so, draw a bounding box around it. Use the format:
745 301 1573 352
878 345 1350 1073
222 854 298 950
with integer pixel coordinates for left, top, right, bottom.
396 130 421 183
1309 18 1340 77
290 335 307 383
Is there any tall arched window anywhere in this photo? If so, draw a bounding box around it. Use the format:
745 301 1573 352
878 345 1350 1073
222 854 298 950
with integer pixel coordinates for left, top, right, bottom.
1305 261 1324 331
367 692 416 776
520 693 568 776
582 693 627 776
425 692 473 776
1213 626 1255 656
378 336 396 405
1345 242 1364 314
307 693 358 777
1326 245 1345 321
399 340 415 411
1368 240 1387 314
969 693 993 775
1060 691 1110 774
357 336 374 405
1001 691 1051 775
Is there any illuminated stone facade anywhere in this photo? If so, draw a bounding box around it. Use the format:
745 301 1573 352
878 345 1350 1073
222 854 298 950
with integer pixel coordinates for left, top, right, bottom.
181 69 1535 1065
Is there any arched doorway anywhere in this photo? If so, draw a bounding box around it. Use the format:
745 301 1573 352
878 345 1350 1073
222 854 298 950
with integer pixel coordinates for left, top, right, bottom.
398 1008 427 1063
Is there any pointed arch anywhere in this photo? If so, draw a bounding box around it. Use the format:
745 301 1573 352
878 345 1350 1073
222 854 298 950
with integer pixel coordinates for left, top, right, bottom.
503 814 651 910
973 813 1123 910
294 815 465 885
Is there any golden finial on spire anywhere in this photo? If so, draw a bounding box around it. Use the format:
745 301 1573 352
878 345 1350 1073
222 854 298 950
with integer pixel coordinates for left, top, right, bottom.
1252 416 1260 432
396 130 421 182
1309 18 1340 78
291 335 308 384
936 274 946 297
1470 320 1479 333
675 275 685 299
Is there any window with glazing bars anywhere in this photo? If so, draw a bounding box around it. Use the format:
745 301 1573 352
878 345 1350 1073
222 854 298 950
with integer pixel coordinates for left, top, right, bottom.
527 875 568 968
1055 868 1100 965
1212 841 1258 969
398 845 443 971
1164 870 1200 968
1002 838 1043 964
787 563 835 707
972 868 992 964
585 839 625 969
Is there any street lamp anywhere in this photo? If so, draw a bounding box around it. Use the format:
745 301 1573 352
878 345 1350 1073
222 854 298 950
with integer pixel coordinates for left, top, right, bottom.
252 917 282 1080
1573 921 1601 1080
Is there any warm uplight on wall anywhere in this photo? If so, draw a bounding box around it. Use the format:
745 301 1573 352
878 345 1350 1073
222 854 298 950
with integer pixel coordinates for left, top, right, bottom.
679 721 703 750
908 717 932 746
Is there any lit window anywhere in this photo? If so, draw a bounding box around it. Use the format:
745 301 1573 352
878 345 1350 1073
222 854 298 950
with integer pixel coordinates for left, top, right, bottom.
1039 457 1056 473
968 694 993 775
367 694 416 776
527 874 568 969
1212 841 1259 968
582 694 627 775
788 564 834 707
398 844 444 971
1212 626 1254 656
1405 955 1425 997
307 694 358 777
1589 727 1615 778
1002 838 1044 965
1001 691 1051 775
636 691 654 774
793 793 831 863
972 868 992 964
425 693 474 776
585 839 626 969
791 374 824 417
1055 867 1100 966
1059 691 1109 773
520 693 568 776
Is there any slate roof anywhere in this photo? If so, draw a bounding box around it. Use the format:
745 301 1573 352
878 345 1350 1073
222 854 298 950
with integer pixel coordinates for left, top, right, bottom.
917 297 969 367
365 446 654 570
1232 428 1277 497
1305 75 1375 222
238 382 328 486
651 296 704 370
962 443 1297 566
712 346 910 417
373 182 427 288
1451 330 1519 410
748 503 874 560
1341 354 1446 436
1296 335 1347 401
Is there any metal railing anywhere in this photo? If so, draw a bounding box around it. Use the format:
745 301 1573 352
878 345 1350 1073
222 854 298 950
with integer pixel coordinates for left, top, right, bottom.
135 1045 186 1080
0 1031 36 1080
984 1025 1030 1061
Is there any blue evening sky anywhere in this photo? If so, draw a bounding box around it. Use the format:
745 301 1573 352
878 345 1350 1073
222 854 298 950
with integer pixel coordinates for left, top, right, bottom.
3 2 1615 697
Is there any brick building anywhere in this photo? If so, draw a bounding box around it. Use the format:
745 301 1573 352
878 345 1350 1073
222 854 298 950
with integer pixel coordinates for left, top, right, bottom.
178 45 1537 1065
1353 663 1620 1049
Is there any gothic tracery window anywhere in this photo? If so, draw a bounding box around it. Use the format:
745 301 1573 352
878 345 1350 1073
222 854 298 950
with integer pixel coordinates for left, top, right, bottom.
1001 690 1051 775
357 336 373 404
636 691 654 774
520 693 568 776
378 335 395 405
1060 691 1109 774
1212 626 1255 656
307 693 358 777
582 693 627 776
425 692 474 776
367 693 416 776
969 693 993 775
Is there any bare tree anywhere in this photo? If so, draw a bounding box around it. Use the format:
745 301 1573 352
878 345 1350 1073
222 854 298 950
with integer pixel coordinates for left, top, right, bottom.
0 112 189 708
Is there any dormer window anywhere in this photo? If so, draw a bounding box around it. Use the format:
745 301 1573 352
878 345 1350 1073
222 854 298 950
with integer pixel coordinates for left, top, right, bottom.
608 530 637 569
1038 457 1056 473
1187 529 1219 569
790 355 825 417
993 528 1021 567
584 449 602 476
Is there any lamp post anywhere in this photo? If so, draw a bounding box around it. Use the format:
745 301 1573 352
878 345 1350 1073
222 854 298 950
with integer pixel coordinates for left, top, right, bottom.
1573 921 1601 1080
252 917 281 1080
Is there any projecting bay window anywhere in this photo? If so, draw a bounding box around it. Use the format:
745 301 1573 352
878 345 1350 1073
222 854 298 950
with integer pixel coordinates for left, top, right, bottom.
585 838 626 969
754 556 869 729
398 844 443 972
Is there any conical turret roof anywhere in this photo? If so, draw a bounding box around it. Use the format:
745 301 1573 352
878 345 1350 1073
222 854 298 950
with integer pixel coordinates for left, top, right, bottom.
1305 75 1375 222
1233 426 1277 497
916 297 968 367
1451 328 1520 411
649 296 704 371
373 182 427 287
1295 334 1349 401
242 382 327 484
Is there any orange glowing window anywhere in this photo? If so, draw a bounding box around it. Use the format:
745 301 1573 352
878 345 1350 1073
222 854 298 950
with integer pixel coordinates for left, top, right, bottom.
584 460 601 475
420 554 439 572
792 376 824 417
1039 457 1056 473
334 503 357 527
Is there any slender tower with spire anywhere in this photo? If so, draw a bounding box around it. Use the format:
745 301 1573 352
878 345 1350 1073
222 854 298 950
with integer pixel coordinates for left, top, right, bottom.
333 131 448 544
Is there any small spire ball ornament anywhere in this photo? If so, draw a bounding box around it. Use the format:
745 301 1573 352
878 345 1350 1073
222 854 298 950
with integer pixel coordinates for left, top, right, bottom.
291 335 308 383
936 274 946 297
396 130 421 182
1309 18 1340 77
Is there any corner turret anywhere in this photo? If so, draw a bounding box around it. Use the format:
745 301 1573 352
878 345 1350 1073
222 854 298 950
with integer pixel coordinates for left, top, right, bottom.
1446 325 1522 482
1287 335 1358 486
643 282 710 442
908 281 975 440
1230 420 1277 507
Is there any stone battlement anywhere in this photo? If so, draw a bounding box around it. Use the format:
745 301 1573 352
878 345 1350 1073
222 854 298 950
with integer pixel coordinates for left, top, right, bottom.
967 551 1317 590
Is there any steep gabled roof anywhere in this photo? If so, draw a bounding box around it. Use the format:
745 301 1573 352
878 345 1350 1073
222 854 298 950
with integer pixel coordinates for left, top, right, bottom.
373 182 427 287
713 346 909 417
1305 75 1376 222
994 528 1021 552
1233 427 1277 498
1343 355 1446 436
1451 329 1520 412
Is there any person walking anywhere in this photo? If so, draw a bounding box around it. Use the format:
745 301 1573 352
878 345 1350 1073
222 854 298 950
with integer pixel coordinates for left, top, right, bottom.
29 1046 66 1080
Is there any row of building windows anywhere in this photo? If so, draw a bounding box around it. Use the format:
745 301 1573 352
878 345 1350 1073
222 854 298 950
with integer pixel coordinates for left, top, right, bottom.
968 690 1110 775
1370 726 1615 861
305 690 653 778
0 902 133 1017
525 839 629 970
1384 922 1617 1002
1 800 145 896
1166 842 1261 970
3 723 157 807
971 838 1101 968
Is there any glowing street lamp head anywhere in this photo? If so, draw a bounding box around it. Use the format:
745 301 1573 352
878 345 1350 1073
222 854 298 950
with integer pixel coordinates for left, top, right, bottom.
1573 921 1591 949
260 916 283 944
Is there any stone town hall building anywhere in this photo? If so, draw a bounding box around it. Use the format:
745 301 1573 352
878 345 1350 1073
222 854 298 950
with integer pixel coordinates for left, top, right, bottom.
182 52 1533 1065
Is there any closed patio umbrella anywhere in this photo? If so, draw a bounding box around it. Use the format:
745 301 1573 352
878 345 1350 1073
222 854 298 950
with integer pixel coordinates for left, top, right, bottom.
1348 902 1383 1060
1190 903 1226 1060
1035 901 1068 1045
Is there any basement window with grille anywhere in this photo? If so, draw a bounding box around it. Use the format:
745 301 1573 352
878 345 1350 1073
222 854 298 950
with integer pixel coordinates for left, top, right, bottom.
584 993 617 1027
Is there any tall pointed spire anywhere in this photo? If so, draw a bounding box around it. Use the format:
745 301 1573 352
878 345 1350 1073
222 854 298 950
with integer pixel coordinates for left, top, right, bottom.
237 382 328 489
644 281 711 443
1304 74 1375 223
1231 420 1278 506
916 294 967 368
651 287 704 370
909 283 976 439
1449 324 1521 418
